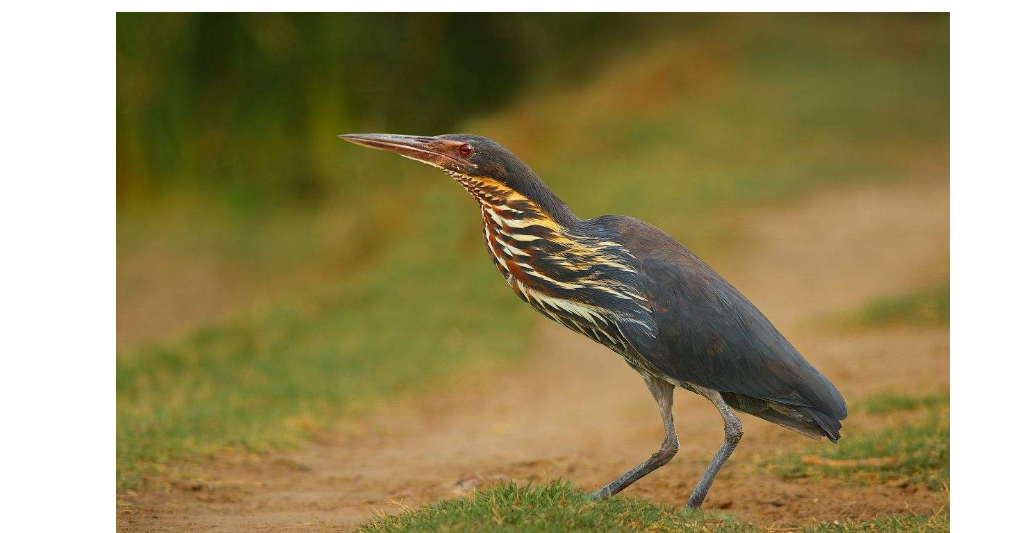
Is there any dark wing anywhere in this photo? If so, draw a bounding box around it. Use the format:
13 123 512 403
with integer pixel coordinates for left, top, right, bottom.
599 215 847 441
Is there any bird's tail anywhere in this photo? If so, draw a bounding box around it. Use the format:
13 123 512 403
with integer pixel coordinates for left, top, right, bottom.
720 392 842 443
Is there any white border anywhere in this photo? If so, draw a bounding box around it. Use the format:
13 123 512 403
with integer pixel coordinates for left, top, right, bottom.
6 6 1013 531
3 6 114 533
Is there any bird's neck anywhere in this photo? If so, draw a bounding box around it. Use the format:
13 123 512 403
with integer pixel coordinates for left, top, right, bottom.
452 173 655 358
451 174 578 279
452 173 651 327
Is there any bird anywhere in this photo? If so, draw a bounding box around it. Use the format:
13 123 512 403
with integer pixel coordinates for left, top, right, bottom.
339 133 847 508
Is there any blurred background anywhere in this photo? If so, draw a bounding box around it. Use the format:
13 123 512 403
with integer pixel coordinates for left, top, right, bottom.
117 12 949 502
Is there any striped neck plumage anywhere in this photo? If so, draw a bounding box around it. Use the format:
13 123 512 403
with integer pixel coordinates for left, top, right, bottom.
447 170 658 356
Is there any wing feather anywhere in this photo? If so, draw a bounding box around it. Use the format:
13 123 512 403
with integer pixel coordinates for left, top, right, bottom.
597 215 847 431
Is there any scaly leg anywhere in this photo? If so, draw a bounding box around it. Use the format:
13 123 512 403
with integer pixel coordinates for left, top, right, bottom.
590 376 677 499
685 386 743 508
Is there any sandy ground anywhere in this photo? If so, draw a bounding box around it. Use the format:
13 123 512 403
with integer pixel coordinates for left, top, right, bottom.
118 179 949 532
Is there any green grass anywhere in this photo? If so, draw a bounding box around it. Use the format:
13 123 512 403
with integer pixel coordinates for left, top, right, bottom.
116 186 533 489
858 392 949 415
357 480 947 533
360 480 751 533
850 280 949 328
117 16 949 491
763 394 949 490
805 513 948 533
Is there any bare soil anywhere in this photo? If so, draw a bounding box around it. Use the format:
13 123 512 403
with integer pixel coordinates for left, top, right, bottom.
118 179 949 532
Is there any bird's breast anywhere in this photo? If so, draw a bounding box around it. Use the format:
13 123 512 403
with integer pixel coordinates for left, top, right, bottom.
450 173 658 363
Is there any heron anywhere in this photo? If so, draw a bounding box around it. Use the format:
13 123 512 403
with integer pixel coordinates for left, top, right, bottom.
339 133 847 508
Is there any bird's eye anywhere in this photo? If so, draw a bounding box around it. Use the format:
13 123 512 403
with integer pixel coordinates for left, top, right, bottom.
458 143 473 157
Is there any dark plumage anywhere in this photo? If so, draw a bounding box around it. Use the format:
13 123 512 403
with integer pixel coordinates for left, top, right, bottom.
600 215 846 442
340 132 847 507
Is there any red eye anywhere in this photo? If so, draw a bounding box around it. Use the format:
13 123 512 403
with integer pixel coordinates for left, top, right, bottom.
458 143 473 157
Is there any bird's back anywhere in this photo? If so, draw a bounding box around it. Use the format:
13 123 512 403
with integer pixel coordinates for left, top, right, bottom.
594 215 847 442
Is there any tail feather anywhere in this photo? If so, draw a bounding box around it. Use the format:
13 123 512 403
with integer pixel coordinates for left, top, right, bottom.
803 406 843 443
720 392 843 443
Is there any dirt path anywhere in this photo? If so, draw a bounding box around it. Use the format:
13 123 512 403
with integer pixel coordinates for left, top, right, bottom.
119 179 949 532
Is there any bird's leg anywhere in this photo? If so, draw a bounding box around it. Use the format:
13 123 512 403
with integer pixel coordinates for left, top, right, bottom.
685 386 743 509
590 376 677 500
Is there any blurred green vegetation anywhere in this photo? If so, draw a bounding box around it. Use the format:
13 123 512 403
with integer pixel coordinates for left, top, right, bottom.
850 280 950 327
117 14 949 491
357 479 947 533
763 393 949 490
859 392 949 415
117 184 533 489
117 13 689 205
117 13 948 212
804 514 948 533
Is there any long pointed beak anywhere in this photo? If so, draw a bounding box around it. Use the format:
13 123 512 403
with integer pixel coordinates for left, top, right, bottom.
339 133 470 170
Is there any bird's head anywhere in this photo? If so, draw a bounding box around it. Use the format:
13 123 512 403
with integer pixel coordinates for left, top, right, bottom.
339 133 575 225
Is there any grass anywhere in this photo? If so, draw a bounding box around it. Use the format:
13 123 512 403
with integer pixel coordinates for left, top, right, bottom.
360 480 748 533
849 280 949 328
805 514 948 533
117 16 949 491
357 480 947 533
858 392 949 415
762 393 949 490
116 186 533 489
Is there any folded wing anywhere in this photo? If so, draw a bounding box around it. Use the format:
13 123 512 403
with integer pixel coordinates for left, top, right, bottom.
600 215 847 441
